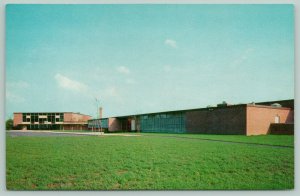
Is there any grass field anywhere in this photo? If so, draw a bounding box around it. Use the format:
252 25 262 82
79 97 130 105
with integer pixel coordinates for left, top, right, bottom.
6 133 294 190
140 133 295 147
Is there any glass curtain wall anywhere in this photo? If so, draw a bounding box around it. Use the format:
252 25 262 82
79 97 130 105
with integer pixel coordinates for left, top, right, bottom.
88 119 108 129
139 112 186 133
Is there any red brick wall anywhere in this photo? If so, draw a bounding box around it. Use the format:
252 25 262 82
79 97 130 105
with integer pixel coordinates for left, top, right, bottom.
64 113 91 122
82 115 92 122
108 118 121 132
186 106 247 134
64 113 72 122
63 124 88 130
13 113 22 127
246 106 293 135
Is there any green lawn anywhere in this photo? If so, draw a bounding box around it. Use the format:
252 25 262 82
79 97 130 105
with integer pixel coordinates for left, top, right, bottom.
6 133 294 190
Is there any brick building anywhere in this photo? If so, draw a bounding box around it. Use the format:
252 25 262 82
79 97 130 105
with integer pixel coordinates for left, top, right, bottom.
88 99 294 135
13 112 91 130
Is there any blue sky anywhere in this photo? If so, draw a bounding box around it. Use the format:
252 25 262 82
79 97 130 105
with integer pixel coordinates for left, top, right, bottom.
6 4 294 118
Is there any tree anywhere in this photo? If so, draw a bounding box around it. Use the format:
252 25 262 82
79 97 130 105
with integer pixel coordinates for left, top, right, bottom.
6 119 13 130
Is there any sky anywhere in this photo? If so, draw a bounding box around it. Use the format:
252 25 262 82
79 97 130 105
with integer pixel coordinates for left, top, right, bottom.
5 4 294 119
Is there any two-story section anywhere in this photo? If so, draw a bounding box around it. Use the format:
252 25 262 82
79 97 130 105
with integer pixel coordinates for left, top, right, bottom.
13 112 91 131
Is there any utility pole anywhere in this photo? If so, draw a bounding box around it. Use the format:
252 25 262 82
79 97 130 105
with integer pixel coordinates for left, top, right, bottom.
94 97 102 132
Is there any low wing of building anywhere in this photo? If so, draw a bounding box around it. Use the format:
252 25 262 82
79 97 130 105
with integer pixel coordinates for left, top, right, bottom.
88 99 294 135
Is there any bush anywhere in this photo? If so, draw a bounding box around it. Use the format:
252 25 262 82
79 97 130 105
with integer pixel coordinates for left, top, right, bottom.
6 119 13 130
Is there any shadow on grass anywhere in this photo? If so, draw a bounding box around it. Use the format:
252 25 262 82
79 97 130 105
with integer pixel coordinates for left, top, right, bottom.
142 134 294 149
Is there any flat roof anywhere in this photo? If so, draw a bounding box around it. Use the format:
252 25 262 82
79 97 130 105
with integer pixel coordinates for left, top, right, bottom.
89 99 293 121
246 104 291 110
14 112 92 117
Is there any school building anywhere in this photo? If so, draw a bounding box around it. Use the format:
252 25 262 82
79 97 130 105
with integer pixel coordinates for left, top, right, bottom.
88 99 294 135
13 112 92 130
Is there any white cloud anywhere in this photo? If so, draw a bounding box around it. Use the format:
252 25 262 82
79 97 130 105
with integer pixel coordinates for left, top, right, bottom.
7 81 29 89
101 86 121 101
6 91 25 103
106 86 118 97
126 78 136 84
91 86 122 106
54 73 88 93
163 65 172 72
6 81 28 104
116 66 130 74
165 39 177 48
232 48 254 66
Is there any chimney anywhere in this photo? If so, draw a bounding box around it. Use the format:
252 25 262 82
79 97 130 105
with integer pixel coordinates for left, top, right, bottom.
99 107 103 119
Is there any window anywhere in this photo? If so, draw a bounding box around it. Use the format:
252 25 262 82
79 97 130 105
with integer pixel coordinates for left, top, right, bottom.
59 115 63 120
275 115 280 123
22 114 26 122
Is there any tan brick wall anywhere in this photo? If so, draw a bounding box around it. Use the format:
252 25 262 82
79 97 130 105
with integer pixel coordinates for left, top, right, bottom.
13 113 22 127
246 106 293 135
186 106 247 134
